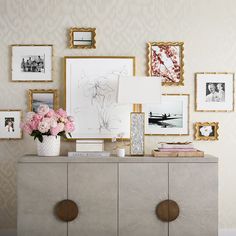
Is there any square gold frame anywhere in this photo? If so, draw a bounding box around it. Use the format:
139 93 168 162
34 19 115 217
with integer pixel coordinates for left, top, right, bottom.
69 27 96 49
0 109 23 140
11 44 54 82
194 122 219 141
28 89 59 112
147 42 184 86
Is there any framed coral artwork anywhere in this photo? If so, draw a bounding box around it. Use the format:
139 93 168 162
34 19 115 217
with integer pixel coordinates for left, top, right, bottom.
147 42 184 86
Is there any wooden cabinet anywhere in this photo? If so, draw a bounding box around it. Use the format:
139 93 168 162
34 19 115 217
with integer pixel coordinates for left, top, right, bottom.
17 156 218 236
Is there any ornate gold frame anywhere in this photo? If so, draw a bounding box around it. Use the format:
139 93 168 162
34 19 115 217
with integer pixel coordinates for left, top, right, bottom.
0 109 23 140
64 56 136 141
11 44 53 82
195 72 235 112
69 27 96 49
147 42 184 86
194 122 219 141
145 94 190 136
28 89 59 112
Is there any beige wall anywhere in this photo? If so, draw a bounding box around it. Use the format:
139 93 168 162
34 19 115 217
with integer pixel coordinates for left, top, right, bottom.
0 0 235 230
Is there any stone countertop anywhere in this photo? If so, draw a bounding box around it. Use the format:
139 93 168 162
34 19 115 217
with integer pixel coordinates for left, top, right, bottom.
19 154 218 163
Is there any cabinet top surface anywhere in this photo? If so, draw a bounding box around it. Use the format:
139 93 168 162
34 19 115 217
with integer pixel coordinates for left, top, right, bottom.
19 154 218 163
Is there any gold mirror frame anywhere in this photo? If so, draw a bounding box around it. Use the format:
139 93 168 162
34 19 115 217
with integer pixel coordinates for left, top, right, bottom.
69 27 96 49
194 122 219 141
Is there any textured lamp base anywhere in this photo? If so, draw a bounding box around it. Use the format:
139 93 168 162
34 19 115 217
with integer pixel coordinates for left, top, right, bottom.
130 112 145 155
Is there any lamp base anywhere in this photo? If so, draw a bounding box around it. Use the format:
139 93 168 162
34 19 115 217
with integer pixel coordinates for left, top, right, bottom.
130 112 145 156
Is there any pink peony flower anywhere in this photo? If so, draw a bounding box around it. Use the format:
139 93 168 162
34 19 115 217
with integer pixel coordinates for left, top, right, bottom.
37 104 50 116
68 116 74 122
25 112 35 122
57 122 65 132
30 119 40 130
50 126 60 136
38 119 50 133
33 114 43 121
57 108 67 118
20 123 32 135
46 109 55 118
64 122 75 133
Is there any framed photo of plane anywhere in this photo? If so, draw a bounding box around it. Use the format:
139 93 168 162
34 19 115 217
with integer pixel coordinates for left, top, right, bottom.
144 94 189 136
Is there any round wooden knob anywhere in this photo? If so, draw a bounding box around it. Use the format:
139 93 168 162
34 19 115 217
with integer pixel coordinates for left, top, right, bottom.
55 199 79 222
156 200 179 222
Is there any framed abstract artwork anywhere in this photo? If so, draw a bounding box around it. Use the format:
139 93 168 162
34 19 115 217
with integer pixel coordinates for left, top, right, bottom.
144 94 189 136
0 110 22 140
69 27 96 49
11 44 53 82
147 42 184 86
28 89 59 112
65 56 135 139
194 122 219 141
195 72 234 112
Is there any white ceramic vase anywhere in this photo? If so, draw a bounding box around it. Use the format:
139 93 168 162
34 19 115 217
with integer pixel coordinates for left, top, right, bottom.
37 136 61 156
117 148 125 158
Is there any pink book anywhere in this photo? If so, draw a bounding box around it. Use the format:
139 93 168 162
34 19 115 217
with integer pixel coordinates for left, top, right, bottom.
160 142 194 149
158 148 197 152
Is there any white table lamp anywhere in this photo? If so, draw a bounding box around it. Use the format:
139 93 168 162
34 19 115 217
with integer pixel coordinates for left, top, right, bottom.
118 76 162 155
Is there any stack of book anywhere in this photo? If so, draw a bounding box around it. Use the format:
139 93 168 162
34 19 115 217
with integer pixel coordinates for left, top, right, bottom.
152 142 204 157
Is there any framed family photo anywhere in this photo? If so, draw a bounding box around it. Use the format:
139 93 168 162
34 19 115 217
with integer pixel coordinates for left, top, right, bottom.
194 122 219 141
144 94 189 136
69 27 96 49
195 72 234 112
147 42 184 86
28 89 58 112
0 110 22 139
11 44 53 82
65 56 135 139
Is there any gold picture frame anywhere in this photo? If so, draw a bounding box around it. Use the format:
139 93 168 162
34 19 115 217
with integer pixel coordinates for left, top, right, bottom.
69 27 96 49
11 44 53 82
144 94 190 136
28 89 59 112
147 42 184 86
195 72 234 112
194 122 219 141
0 110 23 140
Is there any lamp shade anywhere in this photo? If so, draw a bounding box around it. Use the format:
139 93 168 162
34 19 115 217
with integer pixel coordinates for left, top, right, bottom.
117 76 162 104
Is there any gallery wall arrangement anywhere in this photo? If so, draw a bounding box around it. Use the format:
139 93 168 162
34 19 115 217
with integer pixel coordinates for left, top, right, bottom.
1 0 236 235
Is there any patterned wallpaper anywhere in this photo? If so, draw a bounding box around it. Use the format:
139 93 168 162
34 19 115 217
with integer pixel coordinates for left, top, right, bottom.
0 0 236 230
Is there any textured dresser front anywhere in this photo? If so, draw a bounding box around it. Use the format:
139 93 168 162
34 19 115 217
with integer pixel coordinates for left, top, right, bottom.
17 156 218 236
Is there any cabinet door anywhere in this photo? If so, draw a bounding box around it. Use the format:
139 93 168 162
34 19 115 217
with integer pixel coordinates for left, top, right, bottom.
119 163 168 236
68 163 117 236
17 163 67 236
169 163 218 236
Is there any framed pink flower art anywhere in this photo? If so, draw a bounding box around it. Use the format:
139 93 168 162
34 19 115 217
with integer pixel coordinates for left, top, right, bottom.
148 42 184 86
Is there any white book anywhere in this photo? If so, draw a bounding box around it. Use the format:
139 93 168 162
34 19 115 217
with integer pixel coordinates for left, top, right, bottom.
76 140 104 152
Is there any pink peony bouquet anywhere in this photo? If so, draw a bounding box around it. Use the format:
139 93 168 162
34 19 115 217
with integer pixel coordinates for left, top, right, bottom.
20 104 75 142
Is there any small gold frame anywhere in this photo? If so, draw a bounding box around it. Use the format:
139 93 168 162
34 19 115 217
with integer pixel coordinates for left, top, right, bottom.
0 109 23 140
11 44 53 82
28 89 59 112
69 27 96 49
147 42 184 86
194 122 219 141
195 72 235 112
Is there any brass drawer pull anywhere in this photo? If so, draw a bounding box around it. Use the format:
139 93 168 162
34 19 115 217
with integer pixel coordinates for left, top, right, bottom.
156 200 179 222
55 199 79 222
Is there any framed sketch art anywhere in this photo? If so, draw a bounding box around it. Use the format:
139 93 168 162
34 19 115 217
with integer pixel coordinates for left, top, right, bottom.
11 45 53 82
28 89 58 112
148 42 184 86
195 72 234 112
65 56 135 139
144 94 189 136
0 110 22 140
194 122 219 141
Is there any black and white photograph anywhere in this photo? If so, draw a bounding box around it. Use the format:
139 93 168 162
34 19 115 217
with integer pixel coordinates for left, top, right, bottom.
21 55 45 73
0 110 22 139
145 94 189 135
194 122 219 140
206 82 225 102
5 117 15 133
195 72 234 112
29 89 58 112
11 45 53 82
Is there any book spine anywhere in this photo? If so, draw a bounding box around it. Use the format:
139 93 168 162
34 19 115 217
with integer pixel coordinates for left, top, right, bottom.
160 144 194 149
158 148 197 152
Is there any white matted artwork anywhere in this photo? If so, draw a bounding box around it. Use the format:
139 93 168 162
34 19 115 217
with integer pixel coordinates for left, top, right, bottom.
11 45 53 82
144 94 189 135
0 110 22 139
65 56 135 139
195 72 234 112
